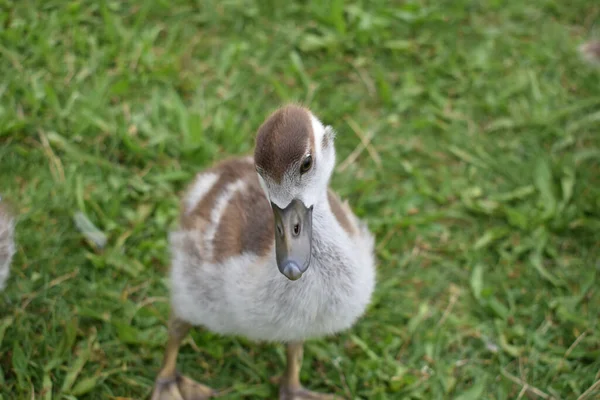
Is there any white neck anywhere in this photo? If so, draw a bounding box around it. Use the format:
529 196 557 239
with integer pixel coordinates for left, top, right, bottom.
311 187 345 247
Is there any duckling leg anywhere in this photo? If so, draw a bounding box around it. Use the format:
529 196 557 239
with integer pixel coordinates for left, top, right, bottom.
151 316 215 400
279 342 342 400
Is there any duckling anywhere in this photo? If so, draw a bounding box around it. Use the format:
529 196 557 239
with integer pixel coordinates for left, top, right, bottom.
151 105 376 400
0 198 15 291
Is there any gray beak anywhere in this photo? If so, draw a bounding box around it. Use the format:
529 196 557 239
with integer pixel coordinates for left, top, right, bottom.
271 199 313 281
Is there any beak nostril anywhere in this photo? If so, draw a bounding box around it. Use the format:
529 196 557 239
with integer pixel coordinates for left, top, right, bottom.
277 224 284 237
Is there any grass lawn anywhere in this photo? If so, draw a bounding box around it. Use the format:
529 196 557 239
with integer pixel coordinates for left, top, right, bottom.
1 0 599 399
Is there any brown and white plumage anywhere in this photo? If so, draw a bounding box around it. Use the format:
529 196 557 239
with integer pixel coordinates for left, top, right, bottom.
152 104 376 400
178 157 360 268
168 104 375 341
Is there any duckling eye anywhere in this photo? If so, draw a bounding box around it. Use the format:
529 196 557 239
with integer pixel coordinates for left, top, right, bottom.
300 155 312 174
293 223 300 236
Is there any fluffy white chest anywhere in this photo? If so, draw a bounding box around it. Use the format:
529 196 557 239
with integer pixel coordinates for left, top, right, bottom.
169 215 376 343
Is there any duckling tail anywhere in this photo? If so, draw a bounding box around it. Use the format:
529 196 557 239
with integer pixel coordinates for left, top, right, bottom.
0 202 15 291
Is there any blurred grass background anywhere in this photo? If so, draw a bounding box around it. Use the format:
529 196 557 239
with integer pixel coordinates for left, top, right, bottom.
0 0 599 399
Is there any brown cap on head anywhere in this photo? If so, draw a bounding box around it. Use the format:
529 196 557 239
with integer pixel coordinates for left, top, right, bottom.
254 105 314 183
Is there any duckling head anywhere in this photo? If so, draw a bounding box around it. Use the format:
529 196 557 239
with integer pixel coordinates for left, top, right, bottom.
254 104 336 281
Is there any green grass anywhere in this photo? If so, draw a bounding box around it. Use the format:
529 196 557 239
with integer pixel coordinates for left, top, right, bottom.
1 0 599 399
